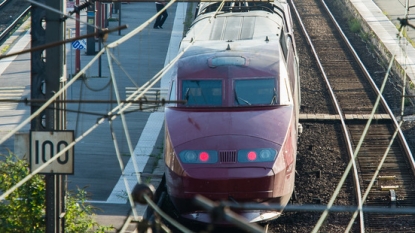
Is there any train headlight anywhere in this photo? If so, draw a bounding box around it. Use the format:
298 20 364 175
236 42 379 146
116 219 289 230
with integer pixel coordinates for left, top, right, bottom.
179 150 218 164
238 148 276 162
260 149 272 160
184 151 197 162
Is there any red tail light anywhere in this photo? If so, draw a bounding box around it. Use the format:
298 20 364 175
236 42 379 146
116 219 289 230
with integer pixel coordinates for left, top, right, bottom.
247 151 257 161
199 151 209 162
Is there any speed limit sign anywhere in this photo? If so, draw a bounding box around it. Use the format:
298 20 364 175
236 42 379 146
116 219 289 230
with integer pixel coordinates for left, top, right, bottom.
30 131 74 174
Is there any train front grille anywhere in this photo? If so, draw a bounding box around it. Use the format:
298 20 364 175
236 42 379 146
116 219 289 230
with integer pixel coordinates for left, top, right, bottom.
219 150 237 163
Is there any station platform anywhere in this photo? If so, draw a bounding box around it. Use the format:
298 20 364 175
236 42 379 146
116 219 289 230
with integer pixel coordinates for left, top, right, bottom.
0 0 413 232
0 2 188 231
350 0 415 86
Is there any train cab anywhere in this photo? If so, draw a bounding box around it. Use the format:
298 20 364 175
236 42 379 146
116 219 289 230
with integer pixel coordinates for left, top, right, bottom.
163 0 300 223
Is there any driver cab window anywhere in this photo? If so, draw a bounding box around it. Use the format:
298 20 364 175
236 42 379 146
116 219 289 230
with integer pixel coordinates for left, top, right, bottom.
234 78 276 106
182 80 222 106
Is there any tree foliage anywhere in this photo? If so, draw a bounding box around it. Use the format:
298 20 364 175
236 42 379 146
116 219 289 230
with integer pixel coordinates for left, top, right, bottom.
0 153 45 232
0 152 113 232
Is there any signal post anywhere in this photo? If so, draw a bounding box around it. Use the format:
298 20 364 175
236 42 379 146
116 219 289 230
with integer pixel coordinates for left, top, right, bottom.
31 0 70 232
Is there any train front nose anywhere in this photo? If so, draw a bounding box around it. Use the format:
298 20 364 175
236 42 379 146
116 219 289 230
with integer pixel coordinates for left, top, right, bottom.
165 160 289 223
183 166 276 201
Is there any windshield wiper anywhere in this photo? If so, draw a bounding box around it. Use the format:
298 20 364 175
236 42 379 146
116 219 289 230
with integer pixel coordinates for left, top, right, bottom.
270 88 277 104
234 89 251 106
185 88 190 101
234 89 240 105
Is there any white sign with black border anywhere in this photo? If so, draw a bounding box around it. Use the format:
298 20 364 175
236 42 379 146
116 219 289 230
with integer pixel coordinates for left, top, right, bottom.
30 131 74 174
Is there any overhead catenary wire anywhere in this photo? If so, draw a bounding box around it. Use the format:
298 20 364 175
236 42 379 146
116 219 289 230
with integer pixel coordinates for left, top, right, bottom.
108 51 140 88
0 48 104 146
207 200 415 215
144 194 193 233
106 47 141 220
0 0 177 201
345 8 413 231
0 0 414 231
27 0 101 30
0 0 179 147
108 116 139 219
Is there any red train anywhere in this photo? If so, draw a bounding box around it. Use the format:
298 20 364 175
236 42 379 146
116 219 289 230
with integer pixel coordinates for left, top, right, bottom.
163 0 301 223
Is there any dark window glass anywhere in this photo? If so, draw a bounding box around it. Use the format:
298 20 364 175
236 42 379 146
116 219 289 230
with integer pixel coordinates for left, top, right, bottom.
234 79 276 106
169 80 176 101
280 30 287 59
182 80 222 106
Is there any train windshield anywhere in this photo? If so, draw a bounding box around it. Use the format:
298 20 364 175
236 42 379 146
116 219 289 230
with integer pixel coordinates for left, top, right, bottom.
234 78 276 106
182 80 222 106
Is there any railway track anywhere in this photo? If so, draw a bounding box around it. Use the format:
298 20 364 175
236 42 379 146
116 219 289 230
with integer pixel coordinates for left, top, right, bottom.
290 0 415 232
0 0 30 46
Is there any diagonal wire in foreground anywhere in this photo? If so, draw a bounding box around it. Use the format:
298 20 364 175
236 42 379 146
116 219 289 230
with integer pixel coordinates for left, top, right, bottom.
0 0 178 201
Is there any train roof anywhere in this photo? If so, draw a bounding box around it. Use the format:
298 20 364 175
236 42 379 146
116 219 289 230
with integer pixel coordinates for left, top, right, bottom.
180 4 286 56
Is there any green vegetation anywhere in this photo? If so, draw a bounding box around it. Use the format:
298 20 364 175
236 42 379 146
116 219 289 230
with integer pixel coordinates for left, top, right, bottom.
0 45 10 54
65 189 113 233
348 18 362 33
359 31 370 42
0 153 45 232
404 97 412 106
0 152 113 233
150 144 164 173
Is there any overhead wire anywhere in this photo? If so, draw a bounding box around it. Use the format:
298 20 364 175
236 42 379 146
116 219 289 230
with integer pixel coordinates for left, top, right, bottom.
106 47 141 219
209 201 415 215
108 51 140 88
0 0 178 201
0 0 179 146
10 0 414 230
27 0 101 30
345 32 408 230
346 4 415 231
0 48 105 146
82 76 113 92
144 194 193 233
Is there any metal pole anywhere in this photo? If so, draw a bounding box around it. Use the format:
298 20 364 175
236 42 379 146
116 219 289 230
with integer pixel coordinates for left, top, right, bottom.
76 0 80 73
98 2 102 77
118 2 121 35
31 0 66 232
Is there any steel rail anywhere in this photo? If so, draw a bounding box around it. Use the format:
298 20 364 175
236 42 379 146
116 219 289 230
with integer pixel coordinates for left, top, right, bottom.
321 0 415 176
289 0 365 232
0 0 10 8
0 5 30 44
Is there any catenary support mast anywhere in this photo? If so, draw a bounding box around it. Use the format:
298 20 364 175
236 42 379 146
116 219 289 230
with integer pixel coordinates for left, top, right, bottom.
31 0 67 232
